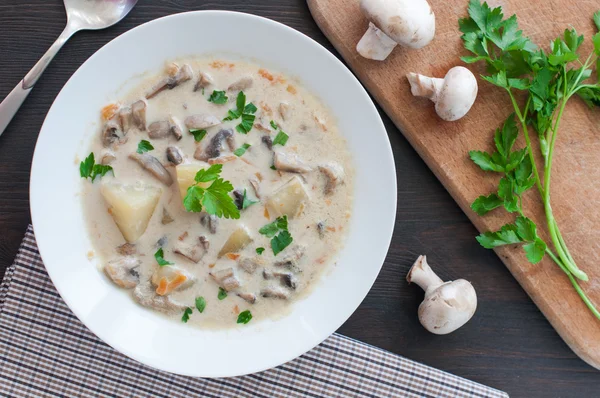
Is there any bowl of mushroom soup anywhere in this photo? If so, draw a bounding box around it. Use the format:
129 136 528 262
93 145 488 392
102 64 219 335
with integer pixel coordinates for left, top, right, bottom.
30 11 396 377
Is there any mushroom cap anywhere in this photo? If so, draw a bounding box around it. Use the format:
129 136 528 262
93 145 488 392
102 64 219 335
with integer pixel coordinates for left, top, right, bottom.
418 279 477 335
359 0 435 49
435 66 478 121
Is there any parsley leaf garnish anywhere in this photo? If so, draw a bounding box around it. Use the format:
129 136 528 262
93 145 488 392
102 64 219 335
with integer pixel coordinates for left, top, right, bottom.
259 216 288 238
270 120 289 146
223 91 257 134
195 297 206 313
136 140 154 154
218 287 228 300
237 310 252 324
80 153 95 178
273 131 289 146
181 307 193 323
182 164 240 219
194 164 223 183
154 248 173 267
256 247 265 255
241 189 258 209
234 143 251 157
271 230 293 256
190 129 208 142
79 152 114 181
259 216 293 255
208 90 228 104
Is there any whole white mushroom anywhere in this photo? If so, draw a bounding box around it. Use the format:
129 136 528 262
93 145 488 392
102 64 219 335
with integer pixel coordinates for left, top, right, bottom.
406 66 478 121
356 0 436 61
406 255 477 335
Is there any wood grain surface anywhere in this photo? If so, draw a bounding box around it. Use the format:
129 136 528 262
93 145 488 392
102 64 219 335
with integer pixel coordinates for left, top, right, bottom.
0 0 599 396
308 0 600 370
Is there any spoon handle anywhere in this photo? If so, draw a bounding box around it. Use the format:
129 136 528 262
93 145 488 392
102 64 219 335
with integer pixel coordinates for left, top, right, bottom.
0 25 76 138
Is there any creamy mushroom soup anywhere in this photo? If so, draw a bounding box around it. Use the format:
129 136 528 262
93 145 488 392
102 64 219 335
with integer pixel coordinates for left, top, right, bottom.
81 58 354 328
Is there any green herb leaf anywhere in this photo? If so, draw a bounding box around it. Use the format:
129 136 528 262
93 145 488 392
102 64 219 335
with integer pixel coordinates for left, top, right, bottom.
190 129 208 142
469 150 504 172
476 224 522 248
236 113 256 134
183 165 240 218
80 153 95 178
244 103 258 114
195 297 206 313
224 91 257 133
181 307 193 323
471 193 503 215
515 215 538 241
271 230 293 256
272 131 289 146
218 287 228 300
523 238 546 263
136 140 154 154
577 86 600 107
236 91 246 113
237 310 252 324
194 164 223 183
201 178 240 219
208 90 228 104
594 11 600 31
183 185 205 213
270 120 279 129
270 165 277 170
494 114 518 158
241 189 258 209
223 109 242 121
256 247 265 255
154 248 173 266
234 143 251 157
514 156 536 194
259 216 288 238
498 177 519 213
91 164 114 182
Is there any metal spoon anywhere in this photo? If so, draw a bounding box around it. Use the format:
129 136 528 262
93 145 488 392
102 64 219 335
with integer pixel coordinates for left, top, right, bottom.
0 0 138 137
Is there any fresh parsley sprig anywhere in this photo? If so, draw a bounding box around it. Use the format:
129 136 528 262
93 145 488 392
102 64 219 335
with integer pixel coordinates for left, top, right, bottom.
223 91 257 134
461 0 600 319
183 164 240 219
79 153 114 181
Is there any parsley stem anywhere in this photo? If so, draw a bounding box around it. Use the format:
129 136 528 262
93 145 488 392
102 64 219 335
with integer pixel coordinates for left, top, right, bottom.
546 249 600 320
542 71 588 281
507 89 544 196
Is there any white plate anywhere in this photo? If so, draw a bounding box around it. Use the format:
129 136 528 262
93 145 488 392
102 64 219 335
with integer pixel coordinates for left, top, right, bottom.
30 11 396 377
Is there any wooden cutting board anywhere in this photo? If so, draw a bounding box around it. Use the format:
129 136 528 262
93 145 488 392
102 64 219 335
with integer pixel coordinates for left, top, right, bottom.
308 0 600 368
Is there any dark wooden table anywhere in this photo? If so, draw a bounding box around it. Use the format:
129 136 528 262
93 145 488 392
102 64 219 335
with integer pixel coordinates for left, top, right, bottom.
1 1 599 396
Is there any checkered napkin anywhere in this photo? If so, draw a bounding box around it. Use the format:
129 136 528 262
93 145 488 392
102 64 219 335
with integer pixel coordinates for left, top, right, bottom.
0 226 508 398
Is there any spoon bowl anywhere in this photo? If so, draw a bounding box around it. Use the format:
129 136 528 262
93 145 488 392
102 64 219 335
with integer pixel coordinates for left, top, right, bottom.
64 0 138 31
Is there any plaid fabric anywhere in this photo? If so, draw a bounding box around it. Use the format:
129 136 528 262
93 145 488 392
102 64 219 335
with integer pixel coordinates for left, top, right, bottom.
0 226 508 398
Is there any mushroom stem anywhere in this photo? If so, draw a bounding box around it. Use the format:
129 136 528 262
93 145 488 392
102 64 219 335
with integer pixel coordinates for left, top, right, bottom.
406 255 443 291
356 22 398 61
406 73 444 102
